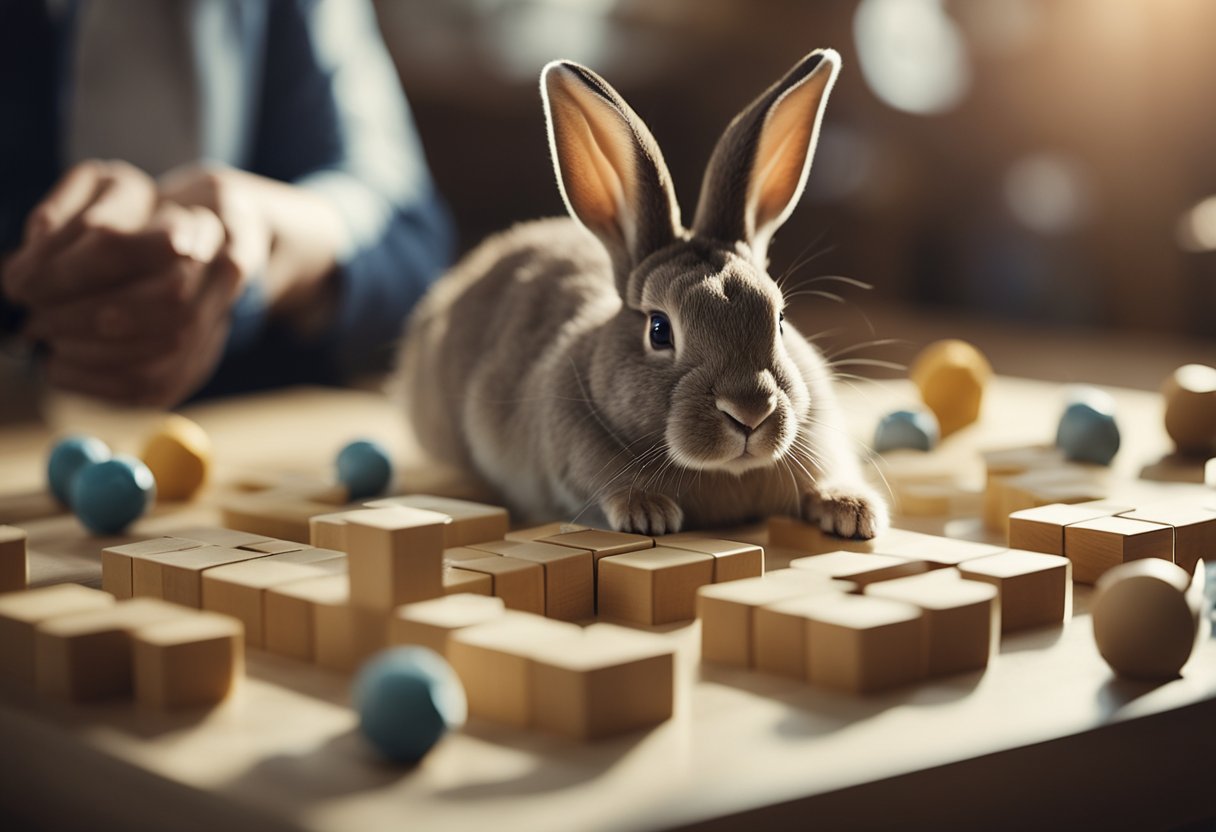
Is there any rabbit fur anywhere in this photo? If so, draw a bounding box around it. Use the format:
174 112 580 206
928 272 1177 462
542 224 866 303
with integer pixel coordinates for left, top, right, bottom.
393 49 888 538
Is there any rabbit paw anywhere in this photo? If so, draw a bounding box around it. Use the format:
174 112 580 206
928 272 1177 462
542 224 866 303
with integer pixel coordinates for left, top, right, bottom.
803 483 889 540
602 490 685 535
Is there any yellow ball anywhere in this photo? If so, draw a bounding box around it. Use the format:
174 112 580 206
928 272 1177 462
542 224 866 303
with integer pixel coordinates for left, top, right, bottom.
140 414 212 501
1161 364 1216 457
909 339 992 437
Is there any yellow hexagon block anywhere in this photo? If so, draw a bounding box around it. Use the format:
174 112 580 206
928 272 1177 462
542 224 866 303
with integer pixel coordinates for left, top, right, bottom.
141 414 212 501
1161 364 1216 457
910 339 992 437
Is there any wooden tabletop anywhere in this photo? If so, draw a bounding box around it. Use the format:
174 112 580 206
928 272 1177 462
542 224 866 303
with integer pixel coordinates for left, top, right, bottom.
1 378 1214 832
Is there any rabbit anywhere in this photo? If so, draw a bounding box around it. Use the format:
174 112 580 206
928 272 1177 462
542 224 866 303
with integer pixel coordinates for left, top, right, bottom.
392 49 889 539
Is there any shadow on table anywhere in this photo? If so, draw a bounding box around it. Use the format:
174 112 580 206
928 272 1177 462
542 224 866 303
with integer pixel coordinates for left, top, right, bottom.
1096 675 1168 718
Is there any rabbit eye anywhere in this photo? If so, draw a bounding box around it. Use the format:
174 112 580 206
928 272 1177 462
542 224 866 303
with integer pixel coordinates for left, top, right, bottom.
649 312 674 350
779 311 785 335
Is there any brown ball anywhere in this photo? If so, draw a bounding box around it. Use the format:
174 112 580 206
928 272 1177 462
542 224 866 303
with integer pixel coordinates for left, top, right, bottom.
1161 364 1216 457
910 340 992 437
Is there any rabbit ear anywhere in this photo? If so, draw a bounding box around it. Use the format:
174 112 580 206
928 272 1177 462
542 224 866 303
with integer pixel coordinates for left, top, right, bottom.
692 50 841 265
542 61 681 280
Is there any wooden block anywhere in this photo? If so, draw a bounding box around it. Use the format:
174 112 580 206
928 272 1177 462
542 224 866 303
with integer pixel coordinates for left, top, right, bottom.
443 546 494 563
389 593 506 656
981 445 1068 531
470 539 593 620
803 594 925 693
1008 503 1129 555
697 573 850 667
538 529 654 562
597 547 714 626
752 585 858 678
364 495 509 546
767 516 925 555
239 539 311 555
790 551 931 587
443 567 493 596
447 611 580 726
1064 516 1175 584
995 468 1107 535
220 495 347 543
878 535 1005 568
35 598 194 701
132 612 243 709
264 574 346 662
309 510 362 552
169 526 274 549
0 584 115 686
447 555 545 614
529 623 675 740
344 507 447 611
201 551 347 647
131 545 273 607
865 571 999 676
958 550 1072 633
892 481 982 517
504 522 590 542
655 534 764 583
102 537 204 600
0 526 27 593
1119 505 1216 574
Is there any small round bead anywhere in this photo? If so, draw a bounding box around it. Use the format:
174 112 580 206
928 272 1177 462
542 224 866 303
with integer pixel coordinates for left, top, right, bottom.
336 439 393 500
354 647 467 763
874 408 940 453
71 455 156 535
47 435 111 506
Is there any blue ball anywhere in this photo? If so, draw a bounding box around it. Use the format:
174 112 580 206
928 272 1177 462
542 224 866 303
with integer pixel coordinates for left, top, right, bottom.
354 647 467 764
337 439 392 499
874 409 940 453
1056 401 1120 466
47 435 111 506
71 455 156 535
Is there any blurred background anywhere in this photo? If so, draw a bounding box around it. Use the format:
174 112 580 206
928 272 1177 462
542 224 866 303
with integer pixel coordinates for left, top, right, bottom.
374 0 1216 385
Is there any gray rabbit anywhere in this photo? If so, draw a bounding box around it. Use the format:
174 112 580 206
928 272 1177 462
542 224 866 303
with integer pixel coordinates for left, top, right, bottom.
394 49 888 539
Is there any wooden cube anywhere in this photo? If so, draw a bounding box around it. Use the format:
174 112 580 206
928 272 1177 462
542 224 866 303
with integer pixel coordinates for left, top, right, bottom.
102 537 204 600
35 598 194 701
390 593 506 657
344 507 447 611
309 510 361 551
445 555 544 614
263 573 346 662
655 534 764 583
865 571 999 676
132 612 243 709
597 547 714 626
752 585 857 678
443 567 493 596
958 550 1072 633
1007 503 1128 555
1063 516 1174 584
877 536 1005 568
803 594 924 693
529 623 675 740
131 545 273 607
994 468 1107 536
504 522 589 542
0 584 115 686
221 496 346 544
470 540 593 620
239 539 311 555
767 516 924 556
364 495 509 546
697 573 848 667
447 611 580 726
1119 505 1216 574
790 551 931 587
170 526 276 548
981 445 1067 531
538 529 654 562
0 526 28 593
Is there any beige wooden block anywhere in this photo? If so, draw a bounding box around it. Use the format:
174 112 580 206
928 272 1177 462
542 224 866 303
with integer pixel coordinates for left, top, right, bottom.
865 571 999 676
443 546 494 563
597 547 714 626
239 539 311 555
264 574 347 662
132 611 243 709
655 534 764 583
102 537 204 600
958 550 1072 633
879 536 1006 568
443 567 493 596
1007 503 1128 555
131 546 273 608
529 623 675 740
752 585 858 678
697 572 849 667
470 540 593 620
446 611 580 726
767 516 925 556
980 445 1068 531
316 597 387 674
1119 505 1216 574
344 507 447 611
0 526 27 593
309 510 362 551
790 550 932 587
804 594 925 693
201 551 347 647
35 598 194 701
170 526 275 549
504 522 590 542
1064 516 1174 584
390 593 506 657
0 584 115 686
995 468 1107 536
892 481 983 517
538 529 654 562
365 495 509 546
220 496 345 543
448 555 545 614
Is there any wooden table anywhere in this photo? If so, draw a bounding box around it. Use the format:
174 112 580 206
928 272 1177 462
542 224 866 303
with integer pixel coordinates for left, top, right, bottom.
1 380 1213 832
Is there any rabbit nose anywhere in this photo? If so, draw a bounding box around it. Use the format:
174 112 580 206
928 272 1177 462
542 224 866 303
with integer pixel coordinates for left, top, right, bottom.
716 396 777 436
